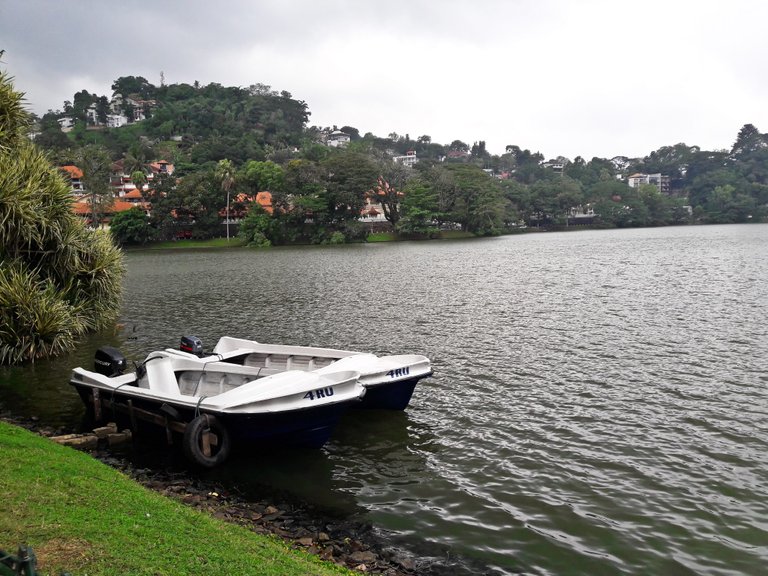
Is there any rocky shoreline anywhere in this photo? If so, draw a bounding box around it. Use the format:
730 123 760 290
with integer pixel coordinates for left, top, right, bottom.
1 413 489 575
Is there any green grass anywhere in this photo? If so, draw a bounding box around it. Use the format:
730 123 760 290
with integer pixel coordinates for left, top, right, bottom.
0 421 350 576
365 232 398 242
147 237 246 249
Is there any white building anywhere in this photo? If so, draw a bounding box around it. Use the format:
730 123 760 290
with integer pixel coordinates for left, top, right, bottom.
57 117 75 132
107 114 128 128
327 130 350 148
393 150 418 168
628 173 670 193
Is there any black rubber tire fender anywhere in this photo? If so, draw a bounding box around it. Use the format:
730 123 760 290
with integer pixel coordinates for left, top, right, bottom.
182 414 231 468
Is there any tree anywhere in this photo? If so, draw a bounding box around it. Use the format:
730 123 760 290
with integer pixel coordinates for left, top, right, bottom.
443 164 506 234
96 95 110 124
449 139 469 153
147 173 178 240
131 170 147 192
34 112 70 150
173 170 224 239
72 89 95 123
527 177 583 227
702 184 756 223
731 123 764 156
321 151 378 228
238 205 272 247
637 184 672 226
397 179 439 236
277 159 328 244
586 180 634 228
375 161 411 226
470 140 488 158
241 160 284 194
110 207 153 245
215 159 235 240
76 144 114 228
0 71 123 364
339 126 361 141
111 76 156 99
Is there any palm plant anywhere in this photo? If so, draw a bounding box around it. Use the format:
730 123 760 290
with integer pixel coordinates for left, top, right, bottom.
0 71 124 364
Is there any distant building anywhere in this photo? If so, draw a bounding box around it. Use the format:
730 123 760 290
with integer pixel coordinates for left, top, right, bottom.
393 150 418 168
58 117 75 132
59 165 84 193
542 160 566 174
106 114 128 128
628 173 670 193
86 103 99 125
327 130 350 148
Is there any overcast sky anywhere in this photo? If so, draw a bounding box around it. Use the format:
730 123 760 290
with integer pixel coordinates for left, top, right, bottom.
2 0 766 160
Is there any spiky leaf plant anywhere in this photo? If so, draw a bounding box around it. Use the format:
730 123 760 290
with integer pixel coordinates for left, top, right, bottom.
0 71 124 364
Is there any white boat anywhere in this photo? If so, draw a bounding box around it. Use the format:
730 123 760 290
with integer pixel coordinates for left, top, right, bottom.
70 346 366 467
198 335 433 411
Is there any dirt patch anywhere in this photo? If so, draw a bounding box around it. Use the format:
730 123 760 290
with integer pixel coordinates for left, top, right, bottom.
34 538 95 574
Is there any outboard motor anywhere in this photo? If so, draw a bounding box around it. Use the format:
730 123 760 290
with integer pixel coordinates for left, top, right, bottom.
180 335 204 357
94 346 127 377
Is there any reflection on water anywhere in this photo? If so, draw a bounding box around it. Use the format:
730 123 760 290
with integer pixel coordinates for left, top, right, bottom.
2 225 768 575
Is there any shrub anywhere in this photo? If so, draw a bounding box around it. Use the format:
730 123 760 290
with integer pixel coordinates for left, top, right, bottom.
0 71 124 364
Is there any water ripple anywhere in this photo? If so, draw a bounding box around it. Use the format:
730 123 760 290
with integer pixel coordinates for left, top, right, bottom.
12 225 765 576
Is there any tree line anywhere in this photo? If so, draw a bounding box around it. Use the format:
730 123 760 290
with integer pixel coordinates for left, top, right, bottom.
32 76 768 247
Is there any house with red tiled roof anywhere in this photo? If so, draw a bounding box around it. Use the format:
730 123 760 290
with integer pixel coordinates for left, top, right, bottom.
148 160 174 177
123 188 145 202
71 197 149 229
223 192 273 220
59 165 84 193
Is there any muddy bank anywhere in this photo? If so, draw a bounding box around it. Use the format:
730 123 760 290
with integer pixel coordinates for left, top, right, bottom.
1 413 497 575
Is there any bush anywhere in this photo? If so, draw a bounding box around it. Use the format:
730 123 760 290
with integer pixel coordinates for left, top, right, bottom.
0 71 124 364
237 204 273 247
110 207 153 245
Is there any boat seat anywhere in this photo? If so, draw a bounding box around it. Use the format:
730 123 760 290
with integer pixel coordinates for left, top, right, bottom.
242 353 291 370
178 371 251 397
144 356 181 396
243 353 270 368
242 353 336 371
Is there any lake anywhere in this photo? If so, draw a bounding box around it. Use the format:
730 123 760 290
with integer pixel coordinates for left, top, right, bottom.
2 224 767 575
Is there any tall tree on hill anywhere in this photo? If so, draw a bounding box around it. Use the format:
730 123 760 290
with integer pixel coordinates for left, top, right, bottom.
731 123 764 156
111 76 156 99
376 161 411 226
76 144 114 228
397 178 439 237
215 159 235 240
321 151 378 228
443 164 506 234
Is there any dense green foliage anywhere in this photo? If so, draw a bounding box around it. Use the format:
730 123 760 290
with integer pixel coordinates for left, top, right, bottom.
0 421 350 576
0 72 123 364
110 207 153 245
33 75 768 246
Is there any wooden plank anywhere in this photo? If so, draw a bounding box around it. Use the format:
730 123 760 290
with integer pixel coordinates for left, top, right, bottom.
93 388 101 421
98 396 187 434
128 399 138 432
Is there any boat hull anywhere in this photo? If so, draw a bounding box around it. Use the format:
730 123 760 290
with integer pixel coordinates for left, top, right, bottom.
71 381 355 450
358 376 425 410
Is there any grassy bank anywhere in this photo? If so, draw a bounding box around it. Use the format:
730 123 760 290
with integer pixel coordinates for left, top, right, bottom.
0 421 350 576
132 230 479 250
146 237 246 249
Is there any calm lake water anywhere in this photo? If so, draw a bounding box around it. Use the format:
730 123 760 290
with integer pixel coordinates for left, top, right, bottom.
2 224 767 575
